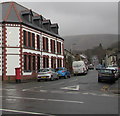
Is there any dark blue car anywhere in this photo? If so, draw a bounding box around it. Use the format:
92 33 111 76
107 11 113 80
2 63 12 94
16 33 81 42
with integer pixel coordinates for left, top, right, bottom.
55 67 71 79
98 69 117 83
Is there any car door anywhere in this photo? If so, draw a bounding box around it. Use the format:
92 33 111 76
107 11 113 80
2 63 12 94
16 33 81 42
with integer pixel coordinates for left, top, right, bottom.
64 68 68 76
51 69 56 79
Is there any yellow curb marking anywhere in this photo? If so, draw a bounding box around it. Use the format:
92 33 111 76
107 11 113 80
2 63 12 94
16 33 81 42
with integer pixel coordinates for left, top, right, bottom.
101 85 110 91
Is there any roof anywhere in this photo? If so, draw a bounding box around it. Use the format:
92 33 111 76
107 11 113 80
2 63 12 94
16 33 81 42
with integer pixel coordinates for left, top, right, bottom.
80 54 87 59
0 1 63 40
64 48 72 54
51 23 59 28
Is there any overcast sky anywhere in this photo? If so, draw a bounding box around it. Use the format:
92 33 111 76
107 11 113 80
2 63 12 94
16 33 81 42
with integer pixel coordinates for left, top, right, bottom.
20 2 118 36
1 1 118 36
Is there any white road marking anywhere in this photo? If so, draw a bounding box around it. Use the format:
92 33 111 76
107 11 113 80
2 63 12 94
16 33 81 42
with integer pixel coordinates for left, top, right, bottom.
2 86 115 98
47 99 84 104
2 89 16 91
1 96 84 104
66 91 79 94
5 99 17 103
82 93 89 95
89 93 97 96
6 98 16 101
39 90 48 92
34 86 43 89
0 108 53 116
22 86 42 91
22 89 30 92
101 94 110 97
21 89 116 97
61 85 80 91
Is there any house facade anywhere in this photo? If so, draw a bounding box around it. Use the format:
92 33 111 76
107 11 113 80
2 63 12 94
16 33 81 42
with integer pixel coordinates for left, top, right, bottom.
64 49 75 72
0 2 64 81
105 53 118 67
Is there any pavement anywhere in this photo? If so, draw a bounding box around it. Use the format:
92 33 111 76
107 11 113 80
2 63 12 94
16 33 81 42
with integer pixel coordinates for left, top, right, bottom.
109 79 120 94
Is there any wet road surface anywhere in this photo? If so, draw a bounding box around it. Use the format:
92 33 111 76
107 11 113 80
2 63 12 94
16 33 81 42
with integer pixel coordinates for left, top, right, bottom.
1 70 119 115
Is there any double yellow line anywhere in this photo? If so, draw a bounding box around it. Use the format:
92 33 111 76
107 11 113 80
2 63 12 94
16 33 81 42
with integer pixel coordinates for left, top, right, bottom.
101 85 110 91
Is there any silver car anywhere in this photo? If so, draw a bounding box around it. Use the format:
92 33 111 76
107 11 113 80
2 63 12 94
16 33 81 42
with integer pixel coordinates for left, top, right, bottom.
37 68 59 81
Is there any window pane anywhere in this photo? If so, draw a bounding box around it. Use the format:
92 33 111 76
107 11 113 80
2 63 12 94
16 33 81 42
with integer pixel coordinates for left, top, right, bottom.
24 55 27 71
37 35 40 50
33 56 36 70
28 32 31 47
37 56 40 70
23 30 26 46
28 55 31 71
46 38 48 51
32 33 35 49
43 37 45 51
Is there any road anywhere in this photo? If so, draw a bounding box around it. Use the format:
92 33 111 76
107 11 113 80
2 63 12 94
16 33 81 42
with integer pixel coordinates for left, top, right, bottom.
1 70 119 115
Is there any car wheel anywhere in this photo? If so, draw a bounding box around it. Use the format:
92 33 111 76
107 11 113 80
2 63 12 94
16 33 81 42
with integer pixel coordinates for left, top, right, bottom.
37 79 40 82
64 75 68 79
50 76 54 81
68 75 71 78
98 79 101 82
57 76 59 80
84 71 87 75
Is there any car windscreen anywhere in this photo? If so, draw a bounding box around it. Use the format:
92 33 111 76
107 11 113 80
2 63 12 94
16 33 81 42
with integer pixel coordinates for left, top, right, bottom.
38 69 50 72
56 68 64 71
73 64 82 67
108 65 118 68
99 70 113 74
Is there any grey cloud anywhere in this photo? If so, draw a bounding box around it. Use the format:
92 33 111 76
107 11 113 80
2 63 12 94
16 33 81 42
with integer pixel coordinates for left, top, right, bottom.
20 2 118 36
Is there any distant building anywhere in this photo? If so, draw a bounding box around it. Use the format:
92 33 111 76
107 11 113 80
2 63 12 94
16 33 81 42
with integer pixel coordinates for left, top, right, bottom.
117 51 120 67
64 49 75 72
91 56 99 66
105 53 117 67
105 48 119 67
0 2 64 81
75 54 88 64
79 54 88 65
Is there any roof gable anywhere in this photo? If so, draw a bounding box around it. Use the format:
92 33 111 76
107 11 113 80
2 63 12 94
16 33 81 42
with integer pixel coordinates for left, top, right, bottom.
1 1 63 40
2 2 10 21
3 2 22 22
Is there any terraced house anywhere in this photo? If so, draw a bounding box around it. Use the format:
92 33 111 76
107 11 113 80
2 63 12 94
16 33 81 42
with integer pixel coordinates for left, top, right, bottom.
0 2 64 81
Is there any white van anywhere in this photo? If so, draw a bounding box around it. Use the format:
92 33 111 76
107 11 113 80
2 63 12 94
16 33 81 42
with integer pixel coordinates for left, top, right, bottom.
72 61 88 75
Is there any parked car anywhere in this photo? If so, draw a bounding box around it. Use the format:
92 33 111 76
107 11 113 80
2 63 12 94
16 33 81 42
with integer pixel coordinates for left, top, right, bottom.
106 65 118 71
88 64 94 70
55 67 71 79
72 61 88 75
106 65 119 79
98 69 117 83
37 68 59 81
118 67 120 77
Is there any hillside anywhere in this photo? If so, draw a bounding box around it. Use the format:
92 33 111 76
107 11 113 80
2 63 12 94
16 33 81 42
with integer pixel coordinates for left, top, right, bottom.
63 34 118 51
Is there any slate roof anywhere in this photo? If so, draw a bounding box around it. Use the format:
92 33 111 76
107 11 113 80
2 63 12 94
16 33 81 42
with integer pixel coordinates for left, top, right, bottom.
0 1 63 40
